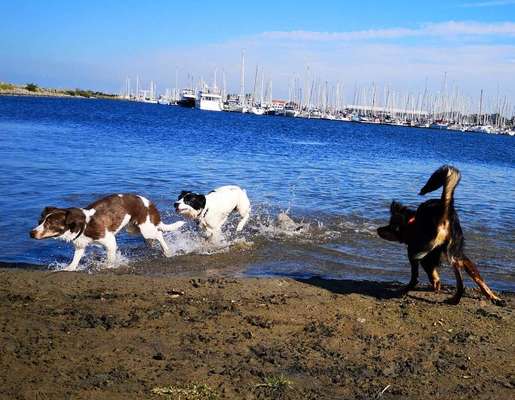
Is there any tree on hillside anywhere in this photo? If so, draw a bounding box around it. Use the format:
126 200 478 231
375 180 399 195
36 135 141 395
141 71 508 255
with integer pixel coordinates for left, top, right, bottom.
25 83 38 92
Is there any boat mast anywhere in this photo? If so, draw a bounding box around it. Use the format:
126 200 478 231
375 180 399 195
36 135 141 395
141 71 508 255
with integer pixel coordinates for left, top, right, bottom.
222 69 226 101
260 71 264 106
174 67 178 102
479 89 483 125
239 50 245 106
126 77 130 99
252 65 258 106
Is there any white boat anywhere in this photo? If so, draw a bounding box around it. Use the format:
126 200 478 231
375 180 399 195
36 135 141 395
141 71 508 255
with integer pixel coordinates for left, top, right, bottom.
196 90 223 112
177 89 196 108
467 125 495 134
141 98 158 104
284 103 298 117
309 109 322 119
429 122 449 130
250 106 265 115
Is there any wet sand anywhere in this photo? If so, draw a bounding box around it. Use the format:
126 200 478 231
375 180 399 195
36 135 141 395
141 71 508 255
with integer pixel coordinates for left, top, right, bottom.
0 268 513 400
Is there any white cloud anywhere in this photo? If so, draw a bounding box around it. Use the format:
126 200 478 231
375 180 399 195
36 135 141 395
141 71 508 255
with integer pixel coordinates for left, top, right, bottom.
461 1 515 8
259 21 515 42
3 20 514 106
114 38 515 107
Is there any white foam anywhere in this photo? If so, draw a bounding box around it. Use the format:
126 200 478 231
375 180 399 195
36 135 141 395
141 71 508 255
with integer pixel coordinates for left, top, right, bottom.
162 225 252 256
249 211 342 243
48 248 129 272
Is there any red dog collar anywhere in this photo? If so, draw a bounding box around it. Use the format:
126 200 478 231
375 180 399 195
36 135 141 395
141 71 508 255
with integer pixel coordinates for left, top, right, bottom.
408 216 416 225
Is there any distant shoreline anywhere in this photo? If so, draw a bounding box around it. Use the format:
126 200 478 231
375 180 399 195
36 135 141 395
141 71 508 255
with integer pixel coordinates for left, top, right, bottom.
0 92 120 100
0 82 118 100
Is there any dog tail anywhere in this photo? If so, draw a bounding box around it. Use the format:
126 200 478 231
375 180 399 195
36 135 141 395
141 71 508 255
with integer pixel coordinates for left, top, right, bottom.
419 165 461 218
158 221 185 232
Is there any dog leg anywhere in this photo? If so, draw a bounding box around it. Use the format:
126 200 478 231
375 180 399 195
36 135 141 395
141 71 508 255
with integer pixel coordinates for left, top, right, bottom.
445 262 464 305
236 211 250 232
430 270 441 292
155 231 172 258
63 246 85 271
158 221 185 232
205 227 223 244
421 250 441 292
460 257 505 306
140 220 172 257
102 234 117 267
422 263 441 292
236 192 251 232
405 257 419 292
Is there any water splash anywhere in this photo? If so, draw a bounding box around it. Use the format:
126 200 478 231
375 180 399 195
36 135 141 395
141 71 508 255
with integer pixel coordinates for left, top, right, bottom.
48 249 130 272
162 223 254 257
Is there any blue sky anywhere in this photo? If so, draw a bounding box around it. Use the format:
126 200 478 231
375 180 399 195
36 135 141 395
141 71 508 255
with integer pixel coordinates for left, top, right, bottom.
1 1 515 104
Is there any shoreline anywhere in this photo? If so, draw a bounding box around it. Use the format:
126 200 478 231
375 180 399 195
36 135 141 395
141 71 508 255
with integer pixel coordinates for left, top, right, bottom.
0 87 118 100
1 268 512 399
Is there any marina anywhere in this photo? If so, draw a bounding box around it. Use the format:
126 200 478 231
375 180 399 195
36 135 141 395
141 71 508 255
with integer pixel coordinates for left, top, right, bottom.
120 56 515 136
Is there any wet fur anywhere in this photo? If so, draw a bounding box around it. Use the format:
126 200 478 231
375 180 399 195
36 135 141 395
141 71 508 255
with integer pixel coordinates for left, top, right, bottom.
377 165 504 306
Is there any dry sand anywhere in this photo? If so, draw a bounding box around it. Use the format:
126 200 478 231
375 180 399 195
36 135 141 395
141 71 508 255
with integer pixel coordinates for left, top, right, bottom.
0 268 513 399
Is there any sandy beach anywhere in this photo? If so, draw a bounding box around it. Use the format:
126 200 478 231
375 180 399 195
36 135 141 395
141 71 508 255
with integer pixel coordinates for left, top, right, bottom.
0 267 512 400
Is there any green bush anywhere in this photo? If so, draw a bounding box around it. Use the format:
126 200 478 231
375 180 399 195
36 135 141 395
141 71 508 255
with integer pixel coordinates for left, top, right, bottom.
0 82 15 90
25 83 39 92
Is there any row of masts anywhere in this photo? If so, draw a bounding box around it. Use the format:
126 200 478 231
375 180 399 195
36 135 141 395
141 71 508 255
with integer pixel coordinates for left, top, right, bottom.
119 52 515 134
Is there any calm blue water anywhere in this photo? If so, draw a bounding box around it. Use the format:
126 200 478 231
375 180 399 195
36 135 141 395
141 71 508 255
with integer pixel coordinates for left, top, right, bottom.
0 96 513 290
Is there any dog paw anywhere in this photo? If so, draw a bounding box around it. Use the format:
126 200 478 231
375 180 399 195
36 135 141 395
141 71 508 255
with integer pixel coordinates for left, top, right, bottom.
444 296 461 305
492 298 507 307
62 265 78 272
402 281 418 293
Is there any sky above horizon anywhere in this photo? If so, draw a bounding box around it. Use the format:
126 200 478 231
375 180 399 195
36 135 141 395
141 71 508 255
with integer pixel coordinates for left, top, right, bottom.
1 1 515 107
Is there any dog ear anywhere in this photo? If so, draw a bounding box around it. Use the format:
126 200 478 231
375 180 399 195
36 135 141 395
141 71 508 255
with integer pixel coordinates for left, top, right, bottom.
189 194 206 211
65 208 86 233
390 201 404 214
178 191 191 200
41 206 58 217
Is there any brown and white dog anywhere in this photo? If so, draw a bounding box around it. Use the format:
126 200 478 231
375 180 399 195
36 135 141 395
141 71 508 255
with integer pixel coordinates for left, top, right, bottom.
30 194 185 271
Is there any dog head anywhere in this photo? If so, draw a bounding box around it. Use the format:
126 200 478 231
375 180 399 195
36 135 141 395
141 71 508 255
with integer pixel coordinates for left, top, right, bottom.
30 207 85 240
377 201 416 244
174 191 206 220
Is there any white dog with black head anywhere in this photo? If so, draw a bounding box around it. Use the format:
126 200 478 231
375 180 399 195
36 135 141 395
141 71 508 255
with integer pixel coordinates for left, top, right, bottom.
174 185 250 242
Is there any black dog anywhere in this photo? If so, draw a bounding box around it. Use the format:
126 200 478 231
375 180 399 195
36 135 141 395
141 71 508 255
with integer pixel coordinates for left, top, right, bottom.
377 165 504 306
